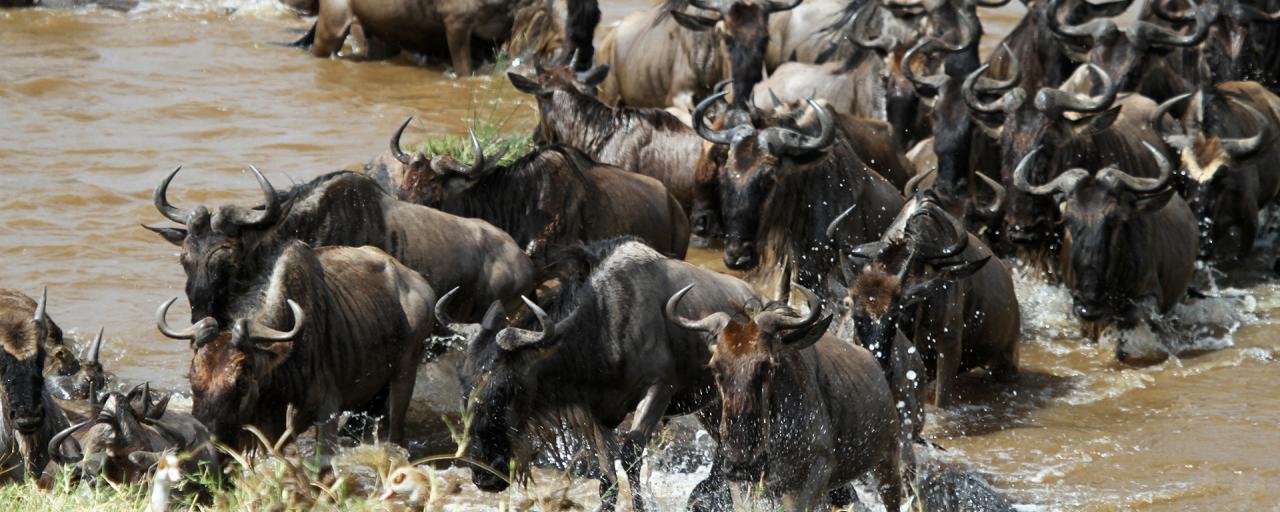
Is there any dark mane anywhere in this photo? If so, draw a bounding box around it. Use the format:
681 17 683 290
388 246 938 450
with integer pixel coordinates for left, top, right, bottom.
544 86 692 152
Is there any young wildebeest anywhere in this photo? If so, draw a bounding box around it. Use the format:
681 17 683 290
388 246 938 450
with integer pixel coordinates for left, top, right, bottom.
155 242 435 448
692 93 907 298
667 284 903 510
1014 142 1198 363
49 385 215 484
835 193 1020 407
0 287 72 482
439 238 758 512
388 124 690 261
1151 82 1280 260
44 327 106 401
507 67 705 212
145 166 530 324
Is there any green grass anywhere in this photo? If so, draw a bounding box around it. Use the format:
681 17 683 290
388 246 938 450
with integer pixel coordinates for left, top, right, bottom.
407 93 536 169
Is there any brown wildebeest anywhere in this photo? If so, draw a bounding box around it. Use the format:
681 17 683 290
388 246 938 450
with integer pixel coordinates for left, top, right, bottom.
0 287 73 482
155 242 436 448
508 67 705 212
596 4 722 110
442 238 759 511
1014 142 1198 363
667 284 903 510
1151 81 1280 260
388 121 690 261
834 193 1020 407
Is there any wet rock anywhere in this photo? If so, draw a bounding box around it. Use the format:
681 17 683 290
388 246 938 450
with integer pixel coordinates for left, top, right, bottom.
920 468 1015 512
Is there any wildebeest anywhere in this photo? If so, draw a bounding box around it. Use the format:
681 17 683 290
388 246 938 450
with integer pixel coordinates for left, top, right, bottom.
444 238 758 511
834 193 1020 406
49 385 216 484
667 284 902 510
388 123 690 261
966 63 1171 256
155 242 436 447
507 67 705 212
691 93 907 297
44 327 106 401
0 287 72 482
1151 81 1280 260
145 165 531 324
1013 142 1198 363
1153 0 1280 90
665 0 801 110
985 0 1130 96
596 4 722 109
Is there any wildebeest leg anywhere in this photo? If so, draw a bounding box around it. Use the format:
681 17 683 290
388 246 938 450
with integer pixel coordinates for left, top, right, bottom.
932 334 963 408
560 0 601 71
311 0 354 57
785 457 832 510
444 17 474 76
618 384 673 512
873 436 903 512
385 357 418 445
588 421 621 512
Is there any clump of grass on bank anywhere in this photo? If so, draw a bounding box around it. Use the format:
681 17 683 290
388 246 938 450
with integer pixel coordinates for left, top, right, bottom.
408 94 536 168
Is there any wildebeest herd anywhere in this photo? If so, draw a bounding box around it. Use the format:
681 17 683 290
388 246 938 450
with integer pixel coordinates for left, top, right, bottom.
3 0 1280 509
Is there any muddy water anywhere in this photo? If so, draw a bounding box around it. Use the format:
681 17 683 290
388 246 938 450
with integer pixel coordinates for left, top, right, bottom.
3 1 1279 510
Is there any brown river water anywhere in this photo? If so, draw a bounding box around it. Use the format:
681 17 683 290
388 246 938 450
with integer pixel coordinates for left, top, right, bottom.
3 1 1280 510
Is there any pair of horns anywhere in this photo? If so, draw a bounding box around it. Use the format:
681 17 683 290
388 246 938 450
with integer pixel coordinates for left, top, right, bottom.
154 165 280 228
1013 141 1172 198
156 297 304 347
665 282 822 336
390 117 505 177
693 92 836 156
434 288 562 352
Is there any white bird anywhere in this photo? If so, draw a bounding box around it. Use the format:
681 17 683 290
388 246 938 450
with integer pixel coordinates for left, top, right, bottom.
380 466 436 506
147 454 183 512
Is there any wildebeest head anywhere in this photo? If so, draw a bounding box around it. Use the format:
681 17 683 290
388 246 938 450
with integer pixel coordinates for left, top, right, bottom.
670 0 801 110
156 297 303 445
45 327 106 401
1 287 51 460
387 118 510 204
665 283 829 481
692 92 837 270
967 62 1122 247
144 166 284 326
831 197 989 368
508 62 611 100
49 385 176 484
438 290 568 492
1153 0 1280 84
1153 91 1270 260
1014 141 1175 329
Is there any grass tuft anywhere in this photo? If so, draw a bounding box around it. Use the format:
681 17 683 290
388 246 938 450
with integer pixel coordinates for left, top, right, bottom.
408 94 536 168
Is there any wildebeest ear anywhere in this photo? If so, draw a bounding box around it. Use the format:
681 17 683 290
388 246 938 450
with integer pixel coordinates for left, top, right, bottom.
671 11 718 31
1134 187 1176 213
508 72 546 96
142 224 187 246
937 256 991 281
901 279 946 306
1070 106 1122 137
779 314 832 352
580 65 610 88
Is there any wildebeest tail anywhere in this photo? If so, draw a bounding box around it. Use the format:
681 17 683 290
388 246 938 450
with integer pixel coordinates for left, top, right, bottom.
282 22 317 48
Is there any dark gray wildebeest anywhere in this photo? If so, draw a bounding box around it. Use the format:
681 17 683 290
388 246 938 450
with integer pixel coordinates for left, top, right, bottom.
966 63 1171 264
0 287 73 482
49 384 216 484
833 192 1020 407
145 166 531 324
1014 142 1198 364
692 93 907 300
155 242 436 449
667 284 902 511
439 238 758 512
985 0 1132 96
1151 0 1280 91
44 327 106 402
1150 81 1280 260
386 122 690 262
507 66 705 213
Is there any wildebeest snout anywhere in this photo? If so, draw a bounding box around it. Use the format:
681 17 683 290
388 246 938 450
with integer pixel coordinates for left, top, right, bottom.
723 240 758 270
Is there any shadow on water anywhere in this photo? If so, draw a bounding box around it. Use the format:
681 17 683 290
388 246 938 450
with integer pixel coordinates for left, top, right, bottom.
929 370 1077 438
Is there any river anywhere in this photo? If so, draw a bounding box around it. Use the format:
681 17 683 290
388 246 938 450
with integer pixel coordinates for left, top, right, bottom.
2 1 1279 510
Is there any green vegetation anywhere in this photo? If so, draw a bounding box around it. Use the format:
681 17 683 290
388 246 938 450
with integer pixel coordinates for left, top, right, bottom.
407 93 536 169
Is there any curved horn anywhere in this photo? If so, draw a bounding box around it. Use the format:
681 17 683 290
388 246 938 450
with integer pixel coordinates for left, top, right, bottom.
1047 0 1117 42
664 284 730 333
1013 147 1089 196
972 171 1007 219
974 44 1021 93
1133 0 1212 47
1220 99 1270 157
434 287 462 327
467 128 487 176
1099 141 1173 193
975 0 1012 7
1152 0 1195 22
755 283 821 332
1035 64 1117 115
825 202 858 240
901 39 948 98
693 92 740 145
223 165 281 228
919 203 970 260
239 299 306 343
87 326 104 366
850 1 897 52
154 166 193 224
1238 3 1280 23
33 285 47 328
963 63 1025 115
391 117 413 165
764 0 801 13
759 99 835 155
48 420 90 465
495 296 555 351
1151 92 1194 149
904 167 936 197
154 297 217 341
